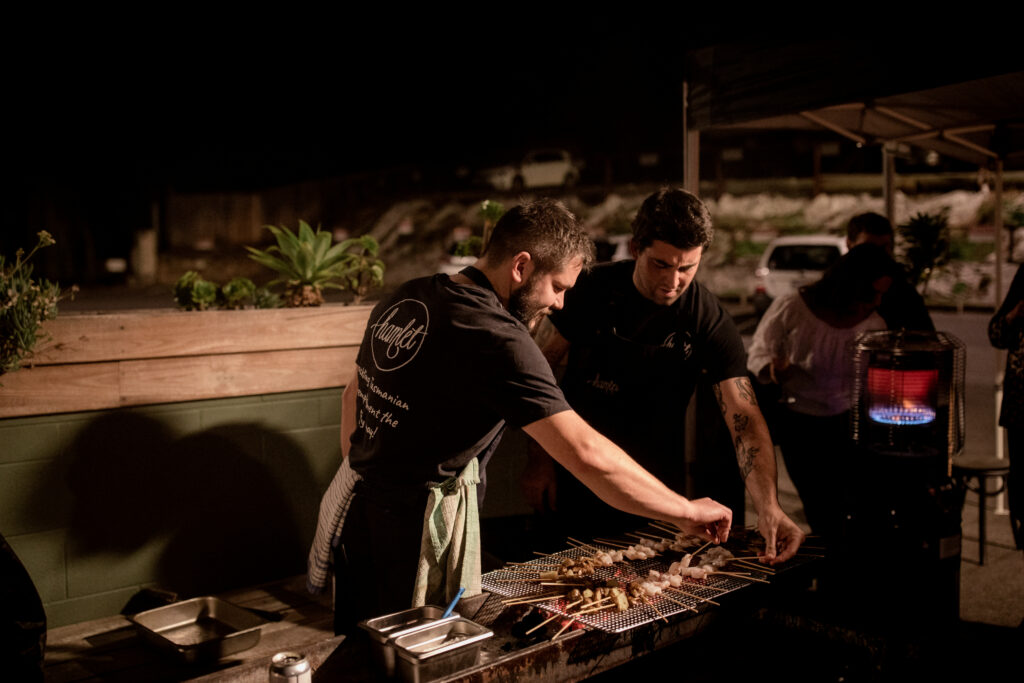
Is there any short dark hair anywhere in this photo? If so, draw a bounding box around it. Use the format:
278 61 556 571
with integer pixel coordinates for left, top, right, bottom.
846 212 893 243
632 187 714 251
802 242 898 315
483 199 595 273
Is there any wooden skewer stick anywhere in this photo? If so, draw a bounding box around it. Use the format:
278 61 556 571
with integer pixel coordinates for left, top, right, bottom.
648 520 681 535
566 537 602 552
684 580 729 592
592 538 631 549
655 591 699 613
641 595 669 623
693 540 713 556
526 599 584 635
552 618 576 640
713 571 770 584
732 560 775 574
667 587 721 606
633 531 672 542
502 592 565 605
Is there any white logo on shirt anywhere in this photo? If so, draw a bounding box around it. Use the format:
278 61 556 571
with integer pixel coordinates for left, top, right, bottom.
663 331 693 359
369 299 429 371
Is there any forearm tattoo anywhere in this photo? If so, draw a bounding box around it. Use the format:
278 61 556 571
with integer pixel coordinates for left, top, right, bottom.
735 377 758 407
714 381 760 480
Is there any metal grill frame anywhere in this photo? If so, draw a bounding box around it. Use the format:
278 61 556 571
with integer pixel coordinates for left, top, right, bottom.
482 544 753 633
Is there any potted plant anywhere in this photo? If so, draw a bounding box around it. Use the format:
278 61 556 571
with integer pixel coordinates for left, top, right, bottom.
1 231 75 378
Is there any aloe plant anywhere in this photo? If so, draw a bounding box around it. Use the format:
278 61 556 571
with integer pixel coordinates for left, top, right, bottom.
245 221 355 307
246 221 386 306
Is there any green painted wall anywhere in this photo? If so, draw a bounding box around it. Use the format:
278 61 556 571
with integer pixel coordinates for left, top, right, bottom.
1 388 345 628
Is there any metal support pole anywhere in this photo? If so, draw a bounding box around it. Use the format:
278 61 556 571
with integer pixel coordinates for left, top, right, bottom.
883 144 896 227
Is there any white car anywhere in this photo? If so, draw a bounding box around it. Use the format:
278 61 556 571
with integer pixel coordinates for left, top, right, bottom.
752 234 848 314
480 149 582 192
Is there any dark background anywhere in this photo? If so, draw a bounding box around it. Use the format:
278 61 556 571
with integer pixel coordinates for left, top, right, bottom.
4 14 1023 283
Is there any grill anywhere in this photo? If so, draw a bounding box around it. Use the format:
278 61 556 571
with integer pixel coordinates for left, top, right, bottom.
482 536 775 633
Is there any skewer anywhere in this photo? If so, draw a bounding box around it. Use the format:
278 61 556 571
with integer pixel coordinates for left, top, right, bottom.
693 540 713 556
655 591 699 613
526 598 584 635
633 531 673 542
502 593 565 605
566 537 602 552
732 560 775 574
667 587 721 606
552 617 576 640
592 537 631 548
573 600 615 616
684 579 729 592
648 521 681 535
641 595 669 623
712 571 770 584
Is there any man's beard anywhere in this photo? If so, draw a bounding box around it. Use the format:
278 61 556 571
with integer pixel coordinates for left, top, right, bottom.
508 276 547 329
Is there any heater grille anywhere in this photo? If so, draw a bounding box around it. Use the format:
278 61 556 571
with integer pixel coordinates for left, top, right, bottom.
851 330 965 465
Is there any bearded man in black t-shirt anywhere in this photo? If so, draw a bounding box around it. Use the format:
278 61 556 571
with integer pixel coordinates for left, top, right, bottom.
522 188 805 564
311 199 734 635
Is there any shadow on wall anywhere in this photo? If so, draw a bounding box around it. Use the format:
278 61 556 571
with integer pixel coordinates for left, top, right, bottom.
53 412 317 601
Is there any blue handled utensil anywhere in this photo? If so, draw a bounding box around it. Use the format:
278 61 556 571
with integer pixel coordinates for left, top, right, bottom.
442 587 465 618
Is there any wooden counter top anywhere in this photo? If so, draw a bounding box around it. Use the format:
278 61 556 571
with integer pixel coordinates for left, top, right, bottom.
45 576 341 682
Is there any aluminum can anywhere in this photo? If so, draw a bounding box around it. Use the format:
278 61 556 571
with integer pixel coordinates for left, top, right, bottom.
269 651 312 682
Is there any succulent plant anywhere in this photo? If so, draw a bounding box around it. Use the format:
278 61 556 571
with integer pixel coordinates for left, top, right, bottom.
173 271 218 310
246 221 385 306
246 221 355 307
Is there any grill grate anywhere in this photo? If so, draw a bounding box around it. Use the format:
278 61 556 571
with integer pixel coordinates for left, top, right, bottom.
482 544 753 633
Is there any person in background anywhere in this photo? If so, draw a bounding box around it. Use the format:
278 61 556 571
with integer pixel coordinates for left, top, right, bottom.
748 243 897 542
846 212 934 332
988 264 1024 555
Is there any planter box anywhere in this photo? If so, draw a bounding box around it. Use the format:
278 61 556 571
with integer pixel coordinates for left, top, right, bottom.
0 304 373 418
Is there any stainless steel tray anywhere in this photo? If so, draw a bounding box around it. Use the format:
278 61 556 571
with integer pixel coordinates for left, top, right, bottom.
391 617 493 683
127 596 265 663
359 604 459 677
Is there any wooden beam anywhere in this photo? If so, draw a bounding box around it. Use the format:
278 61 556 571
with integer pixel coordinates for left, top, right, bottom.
31 305 372 366
0 347 358 418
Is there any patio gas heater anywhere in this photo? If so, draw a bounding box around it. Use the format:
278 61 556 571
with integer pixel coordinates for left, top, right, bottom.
840 330 965 630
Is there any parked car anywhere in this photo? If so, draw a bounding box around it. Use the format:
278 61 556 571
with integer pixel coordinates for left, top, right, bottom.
479 149 582 192
752 234 848 314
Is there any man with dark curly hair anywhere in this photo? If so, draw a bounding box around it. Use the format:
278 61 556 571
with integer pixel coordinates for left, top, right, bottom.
522 188 804 564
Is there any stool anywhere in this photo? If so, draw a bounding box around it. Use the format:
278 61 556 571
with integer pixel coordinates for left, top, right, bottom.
951 455 1011 565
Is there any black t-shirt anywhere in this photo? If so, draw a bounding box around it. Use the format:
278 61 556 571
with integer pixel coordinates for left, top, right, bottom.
548 260 747 480
347 272 570 493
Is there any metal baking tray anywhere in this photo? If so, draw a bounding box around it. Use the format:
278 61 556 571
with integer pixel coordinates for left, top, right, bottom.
359 604 459 677
391 617 493 683
127 596 265 663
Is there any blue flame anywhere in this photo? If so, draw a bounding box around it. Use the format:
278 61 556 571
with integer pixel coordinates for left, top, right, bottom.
869 406 936 425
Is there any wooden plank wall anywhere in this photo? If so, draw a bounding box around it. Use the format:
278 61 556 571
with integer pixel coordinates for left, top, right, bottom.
0 305 373 418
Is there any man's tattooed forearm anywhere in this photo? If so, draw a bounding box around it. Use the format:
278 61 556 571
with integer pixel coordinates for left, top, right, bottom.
735 377 758 407
732 411 757 479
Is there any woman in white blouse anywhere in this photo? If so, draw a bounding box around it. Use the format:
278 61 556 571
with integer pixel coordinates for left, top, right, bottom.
748 243 897 541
